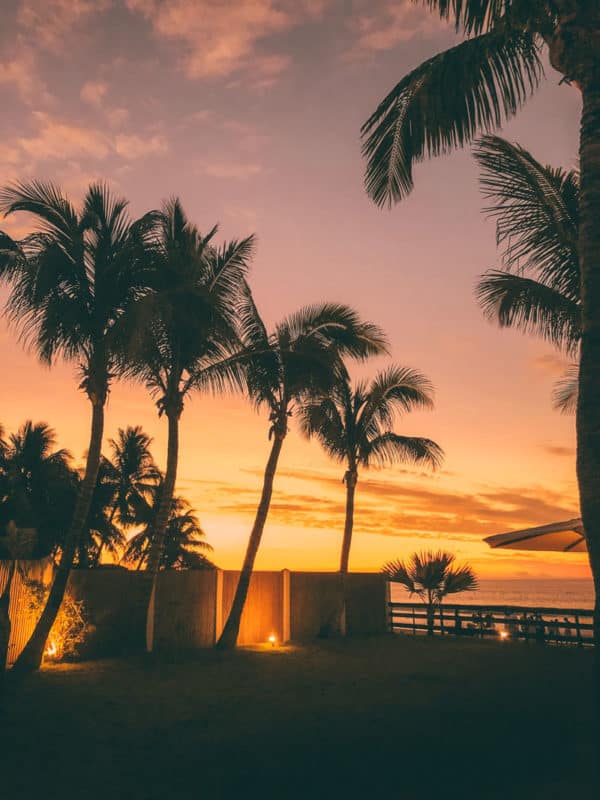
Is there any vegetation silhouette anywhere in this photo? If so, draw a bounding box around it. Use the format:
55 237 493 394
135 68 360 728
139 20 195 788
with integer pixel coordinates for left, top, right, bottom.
300 366 443 632
382 550 478 635
0 182 158 672
361 0 600 705
216 296 388 649
474 134 579 411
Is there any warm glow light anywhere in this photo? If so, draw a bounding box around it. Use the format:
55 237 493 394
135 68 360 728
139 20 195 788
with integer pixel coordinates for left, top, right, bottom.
268 634 277 647
499 631 509 640
46 640 58 657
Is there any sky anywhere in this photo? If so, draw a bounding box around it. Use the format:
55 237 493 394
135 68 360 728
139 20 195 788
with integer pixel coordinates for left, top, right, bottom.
0 0 590 579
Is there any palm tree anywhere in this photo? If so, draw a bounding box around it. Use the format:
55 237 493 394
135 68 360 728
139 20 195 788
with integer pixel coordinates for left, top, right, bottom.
91 427 161 565
216 299 388 649
0 421 75 675
122 495 213 571
360 1 600 654
382 551 478 635
475 134 580 409
123 198 254 649
0 182 156 671
300 367 443 632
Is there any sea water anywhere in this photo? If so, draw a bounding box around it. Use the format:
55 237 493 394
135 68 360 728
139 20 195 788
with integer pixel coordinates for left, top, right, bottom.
389 578 594 610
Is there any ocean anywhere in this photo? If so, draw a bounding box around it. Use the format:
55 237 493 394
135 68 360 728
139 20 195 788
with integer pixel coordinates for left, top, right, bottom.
389 578 595 610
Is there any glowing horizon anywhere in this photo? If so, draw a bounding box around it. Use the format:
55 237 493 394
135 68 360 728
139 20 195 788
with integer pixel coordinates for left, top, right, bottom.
0 1 589 580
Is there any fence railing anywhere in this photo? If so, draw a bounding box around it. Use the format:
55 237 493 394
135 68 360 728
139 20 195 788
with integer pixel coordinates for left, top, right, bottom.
388 602 595 646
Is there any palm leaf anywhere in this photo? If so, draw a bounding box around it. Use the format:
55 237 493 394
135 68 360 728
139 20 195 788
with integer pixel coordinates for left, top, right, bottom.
552 363 578 415
361 29 541 205
365 433 444 469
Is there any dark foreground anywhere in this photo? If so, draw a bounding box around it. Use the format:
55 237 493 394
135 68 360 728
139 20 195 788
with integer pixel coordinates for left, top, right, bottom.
1 636 595 799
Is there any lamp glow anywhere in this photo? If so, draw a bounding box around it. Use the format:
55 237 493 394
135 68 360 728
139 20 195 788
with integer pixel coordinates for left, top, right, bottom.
268 634 277 647
46 640 58 657
500 631 509 640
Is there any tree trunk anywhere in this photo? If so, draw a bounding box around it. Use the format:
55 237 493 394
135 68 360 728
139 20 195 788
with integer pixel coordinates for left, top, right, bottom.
12 400 105 674
335 472 358 637
143 410 179 652
217 433 285 650
0 561 16 692
576 78 600 728
426 606 435 636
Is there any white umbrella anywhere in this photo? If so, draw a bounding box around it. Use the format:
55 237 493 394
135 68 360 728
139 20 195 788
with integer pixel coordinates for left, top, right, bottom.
484 518 586 553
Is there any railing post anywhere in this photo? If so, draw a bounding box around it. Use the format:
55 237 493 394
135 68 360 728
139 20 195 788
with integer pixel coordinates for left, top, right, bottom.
214 568 224 643
575 614 582 648
412 605 416 636
439 605 444 636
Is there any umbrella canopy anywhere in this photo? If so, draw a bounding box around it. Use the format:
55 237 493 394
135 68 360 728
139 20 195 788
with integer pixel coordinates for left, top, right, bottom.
484 518 586 553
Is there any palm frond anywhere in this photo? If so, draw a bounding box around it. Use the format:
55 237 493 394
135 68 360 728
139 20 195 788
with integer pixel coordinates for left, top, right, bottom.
476 269 580 352
474 135 579 287
361 29 541 205
552 362 578 415
365 433 444 469
361 366 435 430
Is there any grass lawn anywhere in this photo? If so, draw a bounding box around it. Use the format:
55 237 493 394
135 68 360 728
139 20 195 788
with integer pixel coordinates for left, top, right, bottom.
1 635 595 799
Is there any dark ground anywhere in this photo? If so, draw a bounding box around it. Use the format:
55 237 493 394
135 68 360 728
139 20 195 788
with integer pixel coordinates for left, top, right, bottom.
1 635 595 799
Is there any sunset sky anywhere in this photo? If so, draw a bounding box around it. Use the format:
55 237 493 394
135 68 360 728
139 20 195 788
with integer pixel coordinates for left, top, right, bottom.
0 0 589 578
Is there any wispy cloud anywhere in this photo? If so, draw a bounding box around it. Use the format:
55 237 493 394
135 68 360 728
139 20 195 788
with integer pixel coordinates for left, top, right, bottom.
125 0 322 82
114 133 169 159
17 0 113 53
80 80 109 107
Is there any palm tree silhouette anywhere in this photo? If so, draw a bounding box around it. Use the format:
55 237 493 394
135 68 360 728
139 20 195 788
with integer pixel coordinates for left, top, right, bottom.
0 421 75 675
300 367 443 632
91 427 161 565
122 494 213 571
0 182 156 671
474 135 579 410
216 297 388 649
123 198 254 649
382 551 478 636
360 1 600 654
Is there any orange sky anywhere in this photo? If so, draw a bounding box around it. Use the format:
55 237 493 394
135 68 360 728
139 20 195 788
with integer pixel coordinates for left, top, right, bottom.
0 0 590 579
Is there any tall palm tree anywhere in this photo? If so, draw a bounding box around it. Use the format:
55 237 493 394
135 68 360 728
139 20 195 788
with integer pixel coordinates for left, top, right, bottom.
123 198 254 649
122 495 213 571
475 134 580 409
92 426 161 565
382 551 478 635
216 299 388 649
361 1 600 655
0 182 156 671
300 367 443 631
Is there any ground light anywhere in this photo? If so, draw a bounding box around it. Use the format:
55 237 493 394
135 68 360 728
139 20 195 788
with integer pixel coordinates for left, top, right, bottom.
499 631 509 640
45 640 58 658
268 634 277 648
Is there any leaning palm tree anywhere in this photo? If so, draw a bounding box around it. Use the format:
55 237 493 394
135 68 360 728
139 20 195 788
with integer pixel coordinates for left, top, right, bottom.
122 495 213 571
216 299 388 649
382 551 478 636
123 198 254 649
360 1 600 654
475 135 580 410
0 182 156 671
300 368 443 577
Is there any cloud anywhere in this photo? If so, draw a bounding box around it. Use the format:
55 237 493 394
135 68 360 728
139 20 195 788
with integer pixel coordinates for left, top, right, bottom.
125 0 322 81
114 133 169 159
80 80 109 107
541 444 575 458
346 0 447 56
531 353 570 376
17 0 113 53
12 113 168 168
0 49 54 106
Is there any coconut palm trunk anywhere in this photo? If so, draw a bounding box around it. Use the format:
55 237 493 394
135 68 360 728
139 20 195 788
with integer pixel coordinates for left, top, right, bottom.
576 82 600 684
143 408 180 652
0 560 16 679
13 399 105 673
217 431 285 650
340 470 357 574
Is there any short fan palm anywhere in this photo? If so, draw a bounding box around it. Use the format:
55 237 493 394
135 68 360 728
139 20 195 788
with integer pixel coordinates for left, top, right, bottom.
382 551 478 635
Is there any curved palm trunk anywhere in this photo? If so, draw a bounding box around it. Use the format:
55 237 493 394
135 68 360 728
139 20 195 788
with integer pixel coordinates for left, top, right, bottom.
94 503 118 567
576 80 600 721
217 433 284 650
13 401 105 673
143 411 179 652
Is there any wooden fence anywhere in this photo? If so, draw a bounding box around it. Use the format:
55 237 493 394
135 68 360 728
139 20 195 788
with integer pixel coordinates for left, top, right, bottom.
388 601 595 646
2 564 387 664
